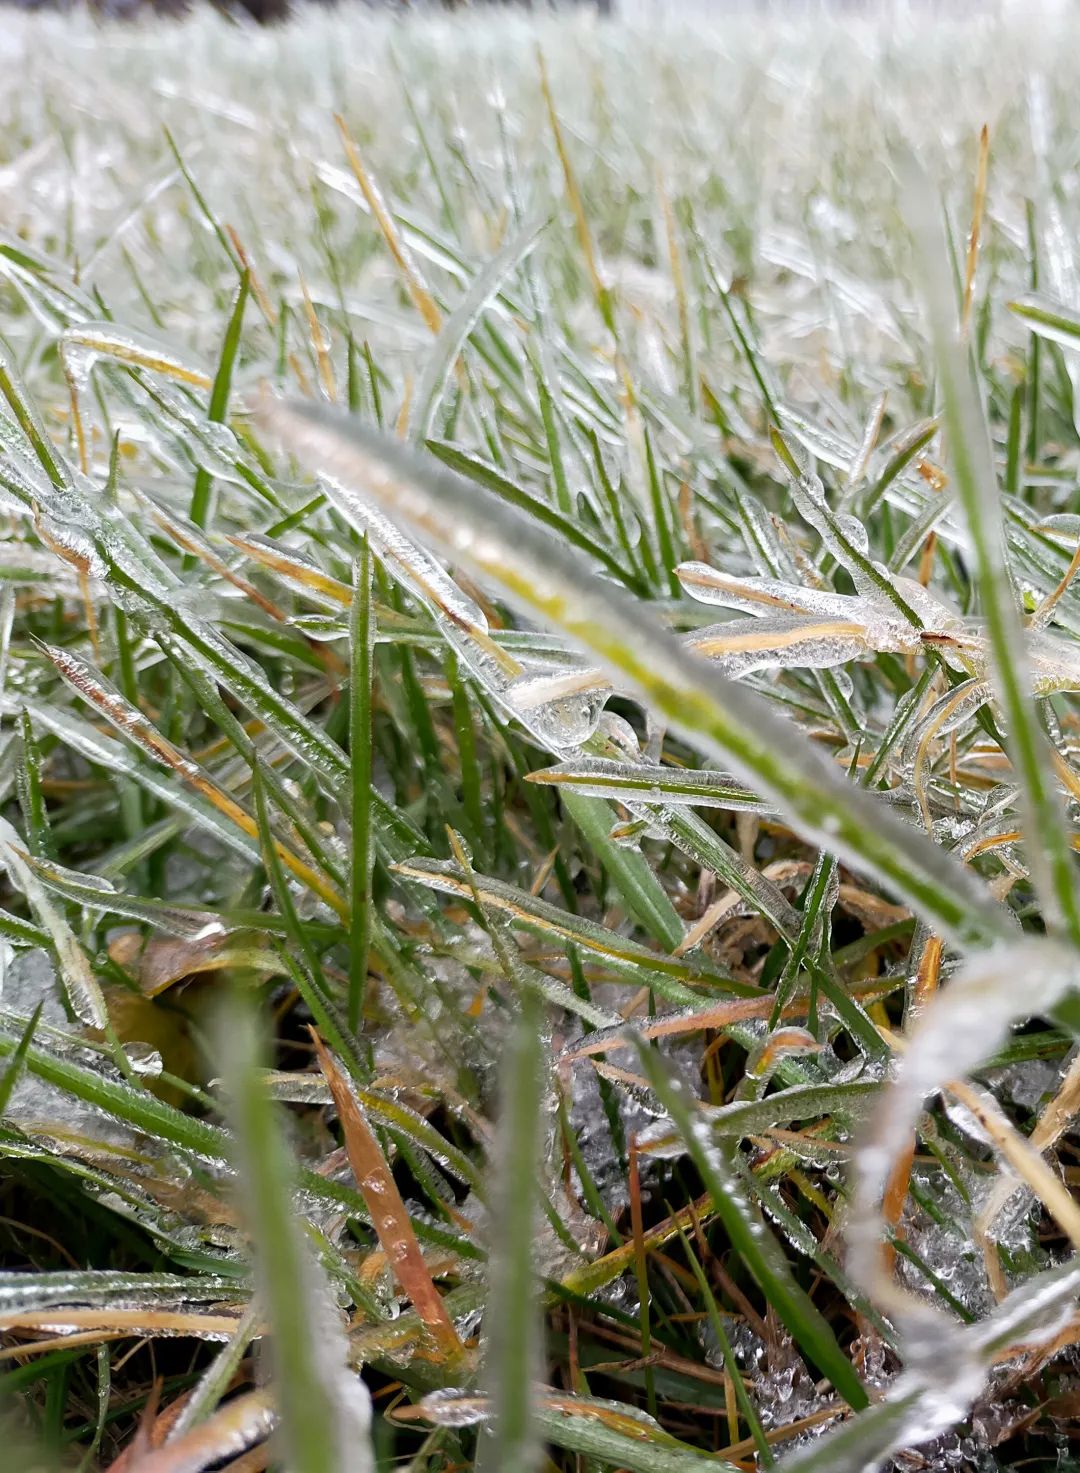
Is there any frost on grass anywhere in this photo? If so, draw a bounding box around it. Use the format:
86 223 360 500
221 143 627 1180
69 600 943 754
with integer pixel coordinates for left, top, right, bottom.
1 6 1080 1472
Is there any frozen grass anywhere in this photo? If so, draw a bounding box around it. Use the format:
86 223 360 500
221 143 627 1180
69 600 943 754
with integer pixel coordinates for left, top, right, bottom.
2 5 1080 1469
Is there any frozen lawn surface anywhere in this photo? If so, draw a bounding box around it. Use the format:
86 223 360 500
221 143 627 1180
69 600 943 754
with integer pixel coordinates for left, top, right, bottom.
1 6 1080 1470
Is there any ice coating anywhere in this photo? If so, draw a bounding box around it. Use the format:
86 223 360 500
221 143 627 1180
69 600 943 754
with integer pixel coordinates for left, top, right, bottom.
1 946 69 1029
22 699 263 867
1 953 169 1157
676 549 1078 712
518 685 609 750
316 475 610 752
0 1270 236 1319
776 443 931 624
141 378 251 486
328 485 492 644
784 1257 1080 1473
1027 626 1080 694
903 677 994 767
260 399 1012 954
776 402 863 475
848 938 1078 1320
677 562 863 619
59 321 212 396
0 817 107 1030
505 670 611 750
676 563 979 688
418 1390 493 1428
687 616 896 679
530 756 770 812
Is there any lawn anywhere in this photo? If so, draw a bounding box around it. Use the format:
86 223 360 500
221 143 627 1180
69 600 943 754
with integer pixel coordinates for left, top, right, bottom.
1 4 1080 1470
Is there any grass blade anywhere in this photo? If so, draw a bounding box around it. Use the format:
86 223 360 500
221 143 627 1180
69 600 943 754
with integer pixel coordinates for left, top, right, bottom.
219 999 374 1473
348 538 376 1032
476 981 545 1473
906 155 1080 945
310 1030 466 1367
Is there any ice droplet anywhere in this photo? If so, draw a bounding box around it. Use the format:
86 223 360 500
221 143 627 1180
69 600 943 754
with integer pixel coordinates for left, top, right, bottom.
123 1043 164 1078
508 676 608 750
418 1388 491 1428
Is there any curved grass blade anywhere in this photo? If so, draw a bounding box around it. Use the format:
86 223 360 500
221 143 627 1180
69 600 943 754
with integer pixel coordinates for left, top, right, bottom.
906 157 1080 945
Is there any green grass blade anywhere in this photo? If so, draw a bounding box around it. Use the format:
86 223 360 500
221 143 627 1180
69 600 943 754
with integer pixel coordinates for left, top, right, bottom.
218 997 374 1473
561 790 684 953
907 160 1080 945
348 538 376 1032
476 980 545 1473
1009 290 1080 349
0 1001 44 1116
188 269 249 544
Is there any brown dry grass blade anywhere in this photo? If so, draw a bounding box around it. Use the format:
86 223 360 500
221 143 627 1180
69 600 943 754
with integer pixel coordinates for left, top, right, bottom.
310 1029 466 1365
112 1389 274 1473
559 974 899 1060
334 114 442 335
0 1308 245 1339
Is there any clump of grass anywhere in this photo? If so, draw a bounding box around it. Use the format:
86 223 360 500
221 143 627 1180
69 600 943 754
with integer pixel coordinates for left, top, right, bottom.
1 6 1080 1471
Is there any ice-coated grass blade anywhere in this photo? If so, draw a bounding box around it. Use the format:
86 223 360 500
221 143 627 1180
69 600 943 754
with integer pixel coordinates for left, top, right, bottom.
311 1031 466 1367
0 815 108 1031
348 538 375 1033
672 1216 773 1465
528 758 770 812
262 403 1011 952
476 979 545 1473
0 1025 230 1164
38 640 345 917
166 1302 261 1443
1009 290 1080 349
416 1391 738 1473
218 999 374 1473
0 1001 44 1116
906 156 1080 946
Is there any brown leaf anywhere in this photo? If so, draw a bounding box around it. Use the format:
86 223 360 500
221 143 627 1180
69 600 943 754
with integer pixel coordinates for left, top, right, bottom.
310 1029 465 1365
